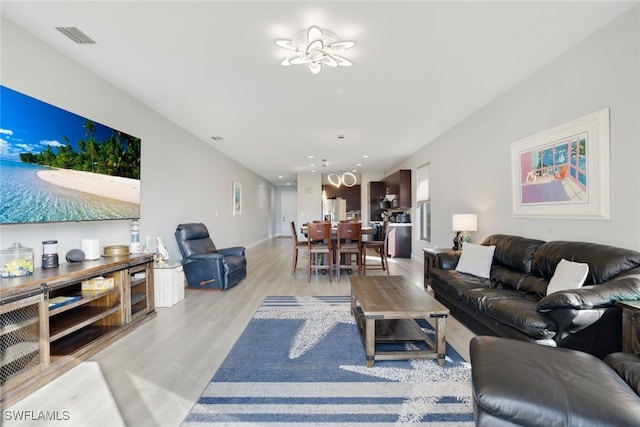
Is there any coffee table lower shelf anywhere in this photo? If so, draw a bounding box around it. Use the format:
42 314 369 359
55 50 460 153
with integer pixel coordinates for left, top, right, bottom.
352 306 447 367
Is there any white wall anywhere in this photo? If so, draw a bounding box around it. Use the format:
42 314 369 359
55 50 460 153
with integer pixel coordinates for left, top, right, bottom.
296 173 322 227
0 19 273 266
398 6 640 258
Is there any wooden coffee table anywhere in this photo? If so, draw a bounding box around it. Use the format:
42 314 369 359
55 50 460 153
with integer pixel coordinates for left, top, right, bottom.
350 275 450 367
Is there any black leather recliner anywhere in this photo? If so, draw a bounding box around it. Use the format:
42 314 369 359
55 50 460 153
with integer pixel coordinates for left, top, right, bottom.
175 223 247 290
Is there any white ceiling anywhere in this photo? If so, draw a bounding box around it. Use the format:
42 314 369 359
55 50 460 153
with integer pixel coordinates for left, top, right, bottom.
2 1 636 186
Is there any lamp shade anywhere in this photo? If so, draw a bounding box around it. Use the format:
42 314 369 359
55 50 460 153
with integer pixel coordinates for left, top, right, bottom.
452 214 477 231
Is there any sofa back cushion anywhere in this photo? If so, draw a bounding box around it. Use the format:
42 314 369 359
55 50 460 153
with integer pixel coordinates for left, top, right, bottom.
531 241 640 285
481 234 545 274
489 266 529 292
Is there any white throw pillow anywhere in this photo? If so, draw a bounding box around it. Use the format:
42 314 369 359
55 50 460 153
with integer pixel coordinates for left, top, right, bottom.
546 258 589 295
455 242 496 279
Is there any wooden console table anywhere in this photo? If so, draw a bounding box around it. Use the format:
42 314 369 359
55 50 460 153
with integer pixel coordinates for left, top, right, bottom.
423 248 452 290
0 254 156 406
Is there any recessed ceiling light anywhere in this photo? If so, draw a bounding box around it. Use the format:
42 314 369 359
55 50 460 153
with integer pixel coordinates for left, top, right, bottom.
278 175 283 179
309 163 315 167
362 155 369 158
308 155 314 159
356 163 362 167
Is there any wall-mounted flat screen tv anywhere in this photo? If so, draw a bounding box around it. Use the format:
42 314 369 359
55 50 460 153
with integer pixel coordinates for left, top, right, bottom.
0 86 141 224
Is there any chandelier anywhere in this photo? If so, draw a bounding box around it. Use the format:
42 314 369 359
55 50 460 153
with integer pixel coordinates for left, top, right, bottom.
328 172 357 188
275 25 356 74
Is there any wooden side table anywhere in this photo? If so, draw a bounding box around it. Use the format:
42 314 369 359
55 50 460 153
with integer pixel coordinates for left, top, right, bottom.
423 248 451 290
617 300 640 353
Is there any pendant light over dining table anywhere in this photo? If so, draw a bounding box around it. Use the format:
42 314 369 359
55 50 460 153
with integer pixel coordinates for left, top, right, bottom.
328 171 357 188
326 134 357 188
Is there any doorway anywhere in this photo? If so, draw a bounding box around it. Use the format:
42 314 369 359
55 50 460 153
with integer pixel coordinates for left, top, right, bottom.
280 191 297 236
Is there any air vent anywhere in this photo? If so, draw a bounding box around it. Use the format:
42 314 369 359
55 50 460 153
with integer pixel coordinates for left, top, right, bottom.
55 27 96 44
211 136 223 141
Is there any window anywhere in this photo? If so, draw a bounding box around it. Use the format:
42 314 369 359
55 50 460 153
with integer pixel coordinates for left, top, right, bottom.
416 163 431 242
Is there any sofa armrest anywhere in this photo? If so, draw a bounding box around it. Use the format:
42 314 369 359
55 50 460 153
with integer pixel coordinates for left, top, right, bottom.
604 352 640 395
538 274 640 312
217 246 246 257
438 251 461 270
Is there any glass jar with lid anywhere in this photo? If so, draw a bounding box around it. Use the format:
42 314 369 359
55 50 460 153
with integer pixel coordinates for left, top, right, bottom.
1 242 34 278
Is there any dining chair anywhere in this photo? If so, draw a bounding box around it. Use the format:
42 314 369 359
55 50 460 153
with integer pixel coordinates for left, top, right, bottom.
290 221 308 273
362 221 390 275
336 221 362 281
307 221 333 282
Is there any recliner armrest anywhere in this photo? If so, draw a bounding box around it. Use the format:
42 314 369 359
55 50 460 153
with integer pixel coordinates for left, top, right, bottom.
217 246 246 257
181 253 227 288
187 252 226 262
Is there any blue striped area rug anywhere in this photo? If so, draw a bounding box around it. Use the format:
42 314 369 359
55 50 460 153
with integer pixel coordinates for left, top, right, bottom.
181 296 473 426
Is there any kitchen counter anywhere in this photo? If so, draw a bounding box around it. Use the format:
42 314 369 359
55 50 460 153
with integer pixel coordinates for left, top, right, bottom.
370 222 412 258
371 221 412 226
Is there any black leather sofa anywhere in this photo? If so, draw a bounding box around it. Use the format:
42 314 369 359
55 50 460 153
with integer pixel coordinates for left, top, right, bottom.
470 335 640 427
429 234 640 358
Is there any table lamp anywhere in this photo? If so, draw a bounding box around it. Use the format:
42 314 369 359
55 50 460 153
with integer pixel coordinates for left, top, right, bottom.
452 214 477 250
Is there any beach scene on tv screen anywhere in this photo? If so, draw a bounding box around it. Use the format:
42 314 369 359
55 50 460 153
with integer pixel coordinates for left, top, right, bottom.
0 85 141 224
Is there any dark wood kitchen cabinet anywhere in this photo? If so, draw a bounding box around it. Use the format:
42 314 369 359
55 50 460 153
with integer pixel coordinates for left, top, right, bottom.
369 181 386 221
384 170 412 208
323 185 343 200
323 185 361 211
345 185 361 211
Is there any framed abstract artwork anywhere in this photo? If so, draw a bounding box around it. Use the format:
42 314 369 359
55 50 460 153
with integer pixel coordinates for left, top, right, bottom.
510 108 610 219
233 181 242 216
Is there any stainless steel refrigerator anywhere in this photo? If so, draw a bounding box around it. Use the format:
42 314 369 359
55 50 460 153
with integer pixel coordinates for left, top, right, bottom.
323 198 347 222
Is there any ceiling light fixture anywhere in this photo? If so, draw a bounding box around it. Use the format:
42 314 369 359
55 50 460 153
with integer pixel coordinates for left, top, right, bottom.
328 172 357 188
275 25 356 75
326 134 357 187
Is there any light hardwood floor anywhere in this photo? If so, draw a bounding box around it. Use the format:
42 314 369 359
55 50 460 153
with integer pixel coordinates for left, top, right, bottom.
4 237 475 427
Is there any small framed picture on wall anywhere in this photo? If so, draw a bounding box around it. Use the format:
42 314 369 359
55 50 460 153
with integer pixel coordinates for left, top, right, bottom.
233 181 242 216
